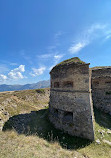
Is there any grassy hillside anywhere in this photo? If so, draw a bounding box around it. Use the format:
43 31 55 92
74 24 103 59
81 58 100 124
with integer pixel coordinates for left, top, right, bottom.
0 88 111 158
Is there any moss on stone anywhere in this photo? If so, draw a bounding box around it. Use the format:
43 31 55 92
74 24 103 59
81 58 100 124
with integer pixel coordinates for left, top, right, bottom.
91 66 111 70
56 57 85 66
51 57 86 72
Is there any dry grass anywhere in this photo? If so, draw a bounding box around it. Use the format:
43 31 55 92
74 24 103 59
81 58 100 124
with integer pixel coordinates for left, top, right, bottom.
0 131 84 158
0 88 49 117
0 88 111 158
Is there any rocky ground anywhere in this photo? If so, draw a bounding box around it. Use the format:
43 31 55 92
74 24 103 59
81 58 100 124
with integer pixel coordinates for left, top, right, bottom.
0 105 9 130
0 88 50 131
0 88 111 158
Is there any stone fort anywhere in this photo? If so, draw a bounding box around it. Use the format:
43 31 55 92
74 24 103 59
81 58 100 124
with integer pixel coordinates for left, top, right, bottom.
49 57 111 141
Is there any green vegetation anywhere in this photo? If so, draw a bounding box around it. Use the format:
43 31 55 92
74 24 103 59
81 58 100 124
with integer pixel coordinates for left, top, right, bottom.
0 88 111 158
91 66 111 70
53 57 86 68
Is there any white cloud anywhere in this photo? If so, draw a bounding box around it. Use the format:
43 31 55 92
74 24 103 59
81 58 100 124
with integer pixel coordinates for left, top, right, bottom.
30 66 46 77
87 24 106 34
89 24 111 41
8 65 25 79
0 74 7 82
68 23 108 54
68 42 87 54
14 65 25 72
0 65 25 83
8 71 24 79
54 54 63 61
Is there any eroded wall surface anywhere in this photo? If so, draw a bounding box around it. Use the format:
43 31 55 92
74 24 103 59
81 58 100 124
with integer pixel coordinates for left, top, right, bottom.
49 64 94 141
92 68 111 115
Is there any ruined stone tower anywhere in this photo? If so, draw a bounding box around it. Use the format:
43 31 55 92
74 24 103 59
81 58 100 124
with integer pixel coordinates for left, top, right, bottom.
49 57 94 141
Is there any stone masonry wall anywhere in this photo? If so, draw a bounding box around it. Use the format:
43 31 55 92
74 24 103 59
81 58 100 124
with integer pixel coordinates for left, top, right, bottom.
92 67 111 115
49 63 94 141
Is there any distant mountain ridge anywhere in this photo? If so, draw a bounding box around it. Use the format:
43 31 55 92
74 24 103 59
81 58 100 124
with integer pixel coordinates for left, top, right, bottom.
0 80 50 92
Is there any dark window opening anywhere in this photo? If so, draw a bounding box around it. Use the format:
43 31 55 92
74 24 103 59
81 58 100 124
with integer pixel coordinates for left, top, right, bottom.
93 81 99 86
54 82 59 88
106 91 111 95
105 81 111 84
52 108 59 118
63 81 73 88
63 111 73 123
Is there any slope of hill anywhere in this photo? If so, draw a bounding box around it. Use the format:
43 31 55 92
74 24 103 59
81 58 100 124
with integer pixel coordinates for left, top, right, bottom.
0 80 50 92
0 88 111 158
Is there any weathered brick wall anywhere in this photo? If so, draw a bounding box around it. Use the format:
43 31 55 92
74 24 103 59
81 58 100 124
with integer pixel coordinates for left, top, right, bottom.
92 67 111 115
49 63 94 141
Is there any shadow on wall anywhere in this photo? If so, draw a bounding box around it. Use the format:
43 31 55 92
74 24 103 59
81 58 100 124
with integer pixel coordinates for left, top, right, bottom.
3 108 91 150
94 107 111 129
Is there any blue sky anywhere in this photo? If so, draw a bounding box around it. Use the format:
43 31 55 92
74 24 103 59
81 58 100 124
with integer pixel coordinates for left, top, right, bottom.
0 0 111 85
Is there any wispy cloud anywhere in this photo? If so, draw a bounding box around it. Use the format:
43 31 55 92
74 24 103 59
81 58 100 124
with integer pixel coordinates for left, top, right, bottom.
54 31 63 40
37 53 53 59
46 31 63 54
10 62 18 66
36 31 64 72
68 23 108 54
0 64 9 73
38 52 64 62
54 54 64 62
87 24 106 34
105 34 111 40
0 74 7 82
68 42 87 54
103 28 111 41
36 51 64 71
49 54 64 71
30 66 46 77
